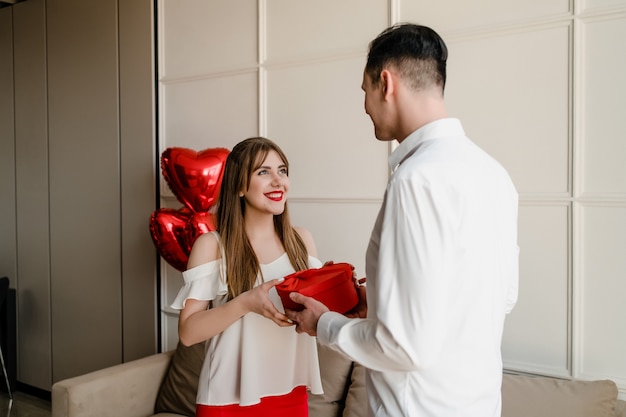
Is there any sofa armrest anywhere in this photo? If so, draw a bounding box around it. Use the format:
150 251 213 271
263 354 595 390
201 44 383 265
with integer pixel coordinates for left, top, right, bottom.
52 350 174 417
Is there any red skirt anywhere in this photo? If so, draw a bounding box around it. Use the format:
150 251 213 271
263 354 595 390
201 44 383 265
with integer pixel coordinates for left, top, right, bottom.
196 386 308 417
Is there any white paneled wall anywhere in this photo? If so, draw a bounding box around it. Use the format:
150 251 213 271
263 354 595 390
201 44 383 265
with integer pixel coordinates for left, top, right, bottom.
577 205 626 385
574 9 626 392
159 0 258 77
162 74 259 150
445 24 571 196
157 0 626 399
400 0 570 33
264 0 388 62
577 14 626 197
503 203 570 376
266 57 389 200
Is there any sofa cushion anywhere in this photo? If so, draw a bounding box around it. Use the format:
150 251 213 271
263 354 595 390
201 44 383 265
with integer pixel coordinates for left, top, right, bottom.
154 341 205 417
308 343 368 417
342 362 367 417
502 373 618 417
309 343 367 417
309 344 353 417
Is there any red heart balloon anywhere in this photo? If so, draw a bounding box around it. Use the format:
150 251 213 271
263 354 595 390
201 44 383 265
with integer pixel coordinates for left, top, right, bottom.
186 212 217 245
149 208 217 271
149 208 192 271
161 147 230 213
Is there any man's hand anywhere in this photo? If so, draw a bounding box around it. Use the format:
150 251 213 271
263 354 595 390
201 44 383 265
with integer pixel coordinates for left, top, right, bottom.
345 277 367 318
285 292 330 336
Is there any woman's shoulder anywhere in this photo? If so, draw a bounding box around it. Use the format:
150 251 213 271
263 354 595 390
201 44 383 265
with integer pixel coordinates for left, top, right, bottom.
294 226 312 243
294 226 310 236
294 226 317 257
187 231 222 269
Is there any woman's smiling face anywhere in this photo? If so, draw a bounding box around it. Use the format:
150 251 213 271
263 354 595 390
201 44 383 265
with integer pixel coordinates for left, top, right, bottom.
241 149 290 216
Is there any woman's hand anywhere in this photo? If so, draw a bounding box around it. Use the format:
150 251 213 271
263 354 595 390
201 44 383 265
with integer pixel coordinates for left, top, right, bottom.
240 278 294 327
178 277 293 346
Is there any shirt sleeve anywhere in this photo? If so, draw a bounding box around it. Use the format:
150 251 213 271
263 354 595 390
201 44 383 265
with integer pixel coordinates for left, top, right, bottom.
318 175 456 372
170 259 228 310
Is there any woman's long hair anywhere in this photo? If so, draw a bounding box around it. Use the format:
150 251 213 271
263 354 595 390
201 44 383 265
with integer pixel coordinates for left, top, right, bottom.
216 137 309 298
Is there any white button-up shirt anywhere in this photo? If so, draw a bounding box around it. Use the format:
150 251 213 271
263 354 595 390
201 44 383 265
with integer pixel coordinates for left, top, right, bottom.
318 118 519 417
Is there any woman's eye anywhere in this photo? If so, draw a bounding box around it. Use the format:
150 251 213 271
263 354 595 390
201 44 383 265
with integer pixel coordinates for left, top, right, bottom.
257 169 268 175
279 168 288 175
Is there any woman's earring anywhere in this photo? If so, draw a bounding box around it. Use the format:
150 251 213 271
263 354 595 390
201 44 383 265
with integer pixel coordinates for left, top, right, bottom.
239 192 244 197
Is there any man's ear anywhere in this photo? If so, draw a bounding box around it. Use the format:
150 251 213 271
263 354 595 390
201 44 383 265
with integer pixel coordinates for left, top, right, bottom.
380 69 394 100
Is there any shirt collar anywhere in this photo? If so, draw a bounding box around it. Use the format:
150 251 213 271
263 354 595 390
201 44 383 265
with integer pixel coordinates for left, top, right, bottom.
388 118 465 171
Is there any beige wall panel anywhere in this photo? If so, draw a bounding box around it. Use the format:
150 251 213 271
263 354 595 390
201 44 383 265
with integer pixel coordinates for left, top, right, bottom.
163 263 183 312
267 58 389 200
159 0 257 78
502 204 570 377
265 0 388 62
119 0 158 361
47 0 122 382
162 261 183 352
0 9 17 280
445 25 570 195
579 16 626 197
400 0 570 34
162 74 258 149
13 0 52 389
288 201 381 278
581 0 626 12
578 205 626 385
162 311 180 352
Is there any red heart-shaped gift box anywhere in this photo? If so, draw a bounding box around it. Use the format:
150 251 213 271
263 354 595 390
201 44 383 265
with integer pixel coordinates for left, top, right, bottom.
276 262 358 314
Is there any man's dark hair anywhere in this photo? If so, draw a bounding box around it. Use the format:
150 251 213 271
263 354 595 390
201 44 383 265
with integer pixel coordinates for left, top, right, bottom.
366 23 448 92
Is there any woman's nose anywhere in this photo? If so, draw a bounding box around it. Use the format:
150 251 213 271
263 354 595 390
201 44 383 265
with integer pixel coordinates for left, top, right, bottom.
271 172 283 186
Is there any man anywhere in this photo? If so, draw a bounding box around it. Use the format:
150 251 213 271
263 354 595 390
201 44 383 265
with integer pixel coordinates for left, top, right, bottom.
286 23 519 417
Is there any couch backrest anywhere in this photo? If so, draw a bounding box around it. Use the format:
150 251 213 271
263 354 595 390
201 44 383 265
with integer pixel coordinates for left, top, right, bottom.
502 373 619 417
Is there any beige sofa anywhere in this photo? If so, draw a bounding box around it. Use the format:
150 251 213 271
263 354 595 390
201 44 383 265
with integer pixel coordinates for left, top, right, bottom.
52 342 367 417
52 342 626 417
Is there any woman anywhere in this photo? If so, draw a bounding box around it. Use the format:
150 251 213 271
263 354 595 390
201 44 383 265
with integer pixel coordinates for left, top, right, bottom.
172 137 323 417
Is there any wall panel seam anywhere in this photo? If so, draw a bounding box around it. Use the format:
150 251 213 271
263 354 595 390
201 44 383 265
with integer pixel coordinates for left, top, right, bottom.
443 15 574 42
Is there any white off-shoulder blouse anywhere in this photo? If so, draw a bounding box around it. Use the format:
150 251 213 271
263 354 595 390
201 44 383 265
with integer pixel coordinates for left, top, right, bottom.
171 242 323 407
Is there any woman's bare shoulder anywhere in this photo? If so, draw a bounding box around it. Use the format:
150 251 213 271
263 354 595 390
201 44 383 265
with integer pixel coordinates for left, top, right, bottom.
294 226 318 258
187 232 221 269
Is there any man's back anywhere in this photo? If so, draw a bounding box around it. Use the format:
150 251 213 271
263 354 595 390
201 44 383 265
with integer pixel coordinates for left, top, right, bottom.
363 118 519 416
